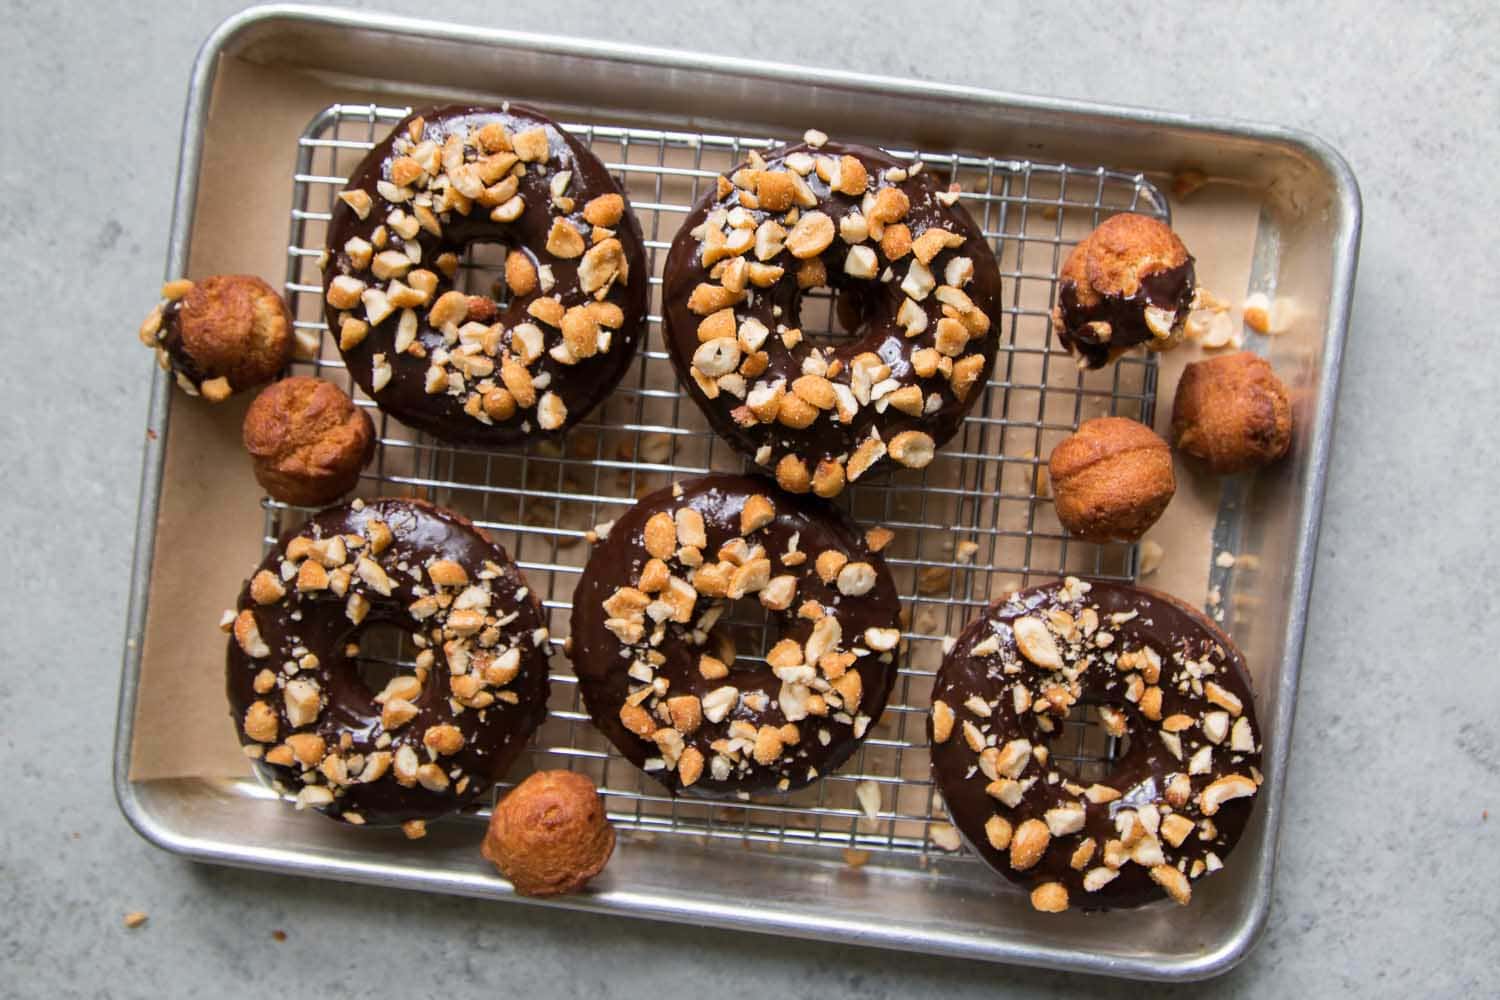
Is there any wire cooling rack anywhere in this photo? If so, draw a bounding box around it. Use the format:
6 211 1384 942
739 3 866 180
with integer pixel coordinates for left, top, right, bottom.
270 103 1167 867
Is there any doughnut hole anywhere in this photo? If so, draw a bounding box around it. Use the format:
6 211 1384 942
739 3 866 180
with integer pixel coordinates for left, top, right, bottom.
797 280 880 350
457 240 516 307
1051 700 1133 785
349 620 426 704
707 593 781 673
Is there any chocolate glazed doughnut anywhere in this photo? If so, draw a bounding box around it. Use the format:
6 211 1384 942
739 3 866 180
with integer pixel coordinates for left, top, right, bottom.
226 499 551 829
323 105 648 445
929 578 1263 912
571 474 903 796
662 140 1002 497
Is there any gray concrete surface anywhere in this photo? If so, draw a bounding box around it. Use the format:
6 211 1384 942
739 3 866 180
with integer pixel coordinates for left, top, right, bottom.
4 0 1497 995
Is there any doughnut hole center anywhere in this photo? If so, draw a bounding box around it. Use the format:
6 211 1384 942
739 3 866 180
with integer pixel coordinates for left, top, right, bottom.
797 283 872 350
349 621 424 702
457 240 514 308
707 595 781 673
1051 700 1133 785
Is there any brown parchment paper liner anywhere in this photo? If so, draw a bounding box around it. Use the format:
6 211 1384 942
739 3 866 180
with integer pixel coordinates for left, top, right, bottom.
131 56 1262 809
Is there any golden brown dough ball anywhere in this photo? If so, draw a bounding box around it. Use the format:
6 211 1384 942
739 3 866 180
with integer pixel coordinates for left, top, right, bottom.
481 770 616 898
242 376 374 506
1171 351 1292 474
1048 416 1175 543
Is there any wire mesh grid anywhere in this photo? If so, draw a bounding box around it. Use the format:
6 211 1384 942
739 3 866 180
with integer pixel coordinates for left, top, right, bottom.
269 103 1168 868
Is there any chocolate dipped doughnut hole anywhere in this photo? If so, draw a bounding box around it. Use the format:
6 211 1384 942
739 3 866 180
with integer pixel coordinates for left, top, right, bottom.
1051 213 1195 369
138 274 294 401
571 474 903 797
323 104 648 445
226 498 551 829
662 137 1003 497
929 578 1263 912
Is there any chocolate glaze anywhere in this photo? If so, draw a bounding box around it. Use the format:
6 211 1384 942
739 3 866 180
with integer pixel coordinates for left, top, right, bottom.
1056 261 1195 369
662 142 1002 487
323 104 648 445
226 499 551 826
571 474 901 797
154 296 207 386
930 579 1262 909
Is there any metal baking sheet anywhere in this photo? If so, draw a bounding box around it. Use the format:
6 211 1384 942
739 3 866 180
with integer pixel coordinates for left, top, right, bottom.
114 4 1360 982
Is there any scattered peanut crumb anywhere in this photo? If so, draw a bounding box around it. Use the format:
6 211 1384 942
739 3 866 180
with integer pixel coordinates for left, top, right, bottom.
1242 293 1273 334
855 780 882 821
638 432 673 464
1193 310 1239 349
1172 168 1208 200
1139 539 1164 577
1241 292 1297 335
1194 286 1232 313
929 823 961 852
272 929 287 942
123 911 148 929
1269 299 1296 333
917 565 952 595
1033 463 1050 498
843 847 870 868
